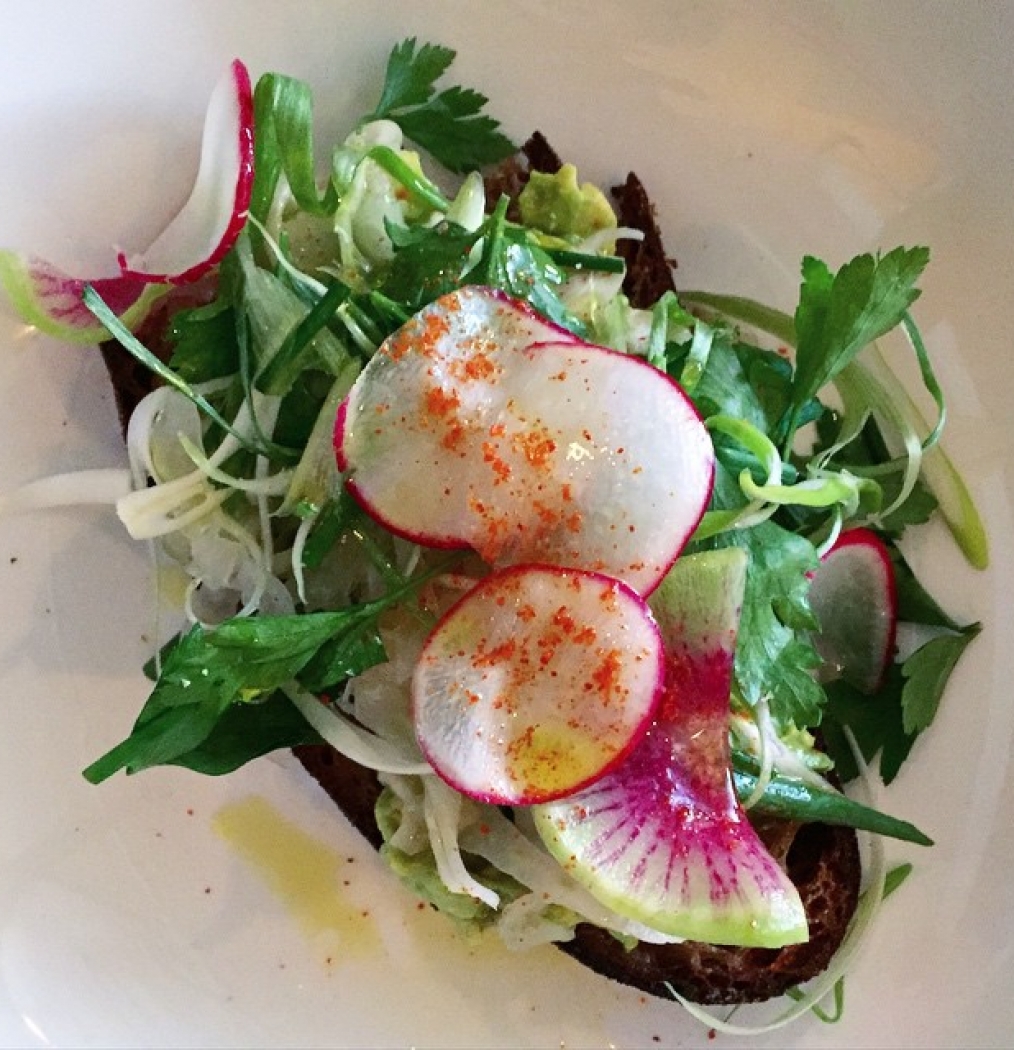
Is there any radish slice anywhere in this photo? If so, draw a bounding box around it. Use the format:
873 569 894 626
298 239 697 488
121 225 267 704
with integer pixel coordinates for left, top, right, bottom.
0 61 253 344
336 287 714 594
533 549 808 947
412 564 665 806
808 526 898 694
118 59 254 284
0 252 164 344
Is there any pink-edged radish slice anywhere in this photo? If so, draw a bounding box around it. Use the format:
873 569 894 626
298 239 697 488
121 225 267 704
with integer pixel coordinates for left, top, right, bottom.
336 287 714 595
0 61 252 345
412 563 665 806
808 527 898 694
534 549 808 947
117 59 254 284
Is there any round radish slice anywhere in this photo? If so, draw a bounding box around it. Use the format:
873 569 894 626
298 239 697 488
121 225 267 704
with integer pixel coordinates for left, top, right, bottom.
534 549 808 948
809 526 898 694
337 287 714 594
412 564 664 806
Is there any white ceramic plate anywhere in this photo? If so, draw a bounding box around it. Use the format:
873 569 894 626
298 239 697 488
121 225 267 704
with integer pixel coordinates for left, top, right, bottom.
1 3 1012 1047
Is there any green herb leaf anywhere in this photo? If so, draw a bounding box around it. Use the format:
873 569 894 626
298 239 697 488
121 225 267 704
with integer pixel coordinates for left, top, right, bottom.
700 515 825 728
251 73 338 223
169 691 324 775
822 667 914 785
373 39 455 113
891 547 965 631
785 246 930 442
167 298 239 383
473 198 586 336
901 623 981 734
83 568 444 783
299 620 388 693
384 218 481 309
732 752 932 845
368 39 515 173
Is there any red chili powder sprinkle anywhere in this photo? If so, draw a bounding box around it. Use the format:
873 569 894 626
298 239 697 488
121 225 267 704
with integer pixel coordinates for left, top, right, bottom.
590 649 625 701
442 422 467 451
425 386 460 418
461 352 497 381
514 428 557 468
481 441 512 484
385 309 451 362
473 638 517 668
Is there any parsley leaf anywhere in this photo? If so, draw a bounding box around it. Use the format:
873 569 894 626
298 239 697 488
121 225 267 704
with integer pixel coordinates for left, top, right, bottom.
697 508 825 729
384 219 482 309
82 569 442 783
368 39 515 173
822 666 914 785
373 39 455 113
822 622 981 784
901 624 981 734
784 246 930 442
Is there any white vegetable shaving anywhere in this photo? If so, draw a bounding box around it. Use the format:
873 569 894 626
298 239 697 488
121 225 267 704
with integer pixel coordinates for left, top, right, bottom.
0 468 131 516
284 682 431 774
421 776 500 910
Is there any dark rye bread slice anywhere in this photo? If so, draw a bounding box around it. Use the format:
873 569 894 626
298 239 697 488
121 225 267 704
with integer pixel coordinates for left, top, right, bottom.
293 742 860 1005
101 143 861 1005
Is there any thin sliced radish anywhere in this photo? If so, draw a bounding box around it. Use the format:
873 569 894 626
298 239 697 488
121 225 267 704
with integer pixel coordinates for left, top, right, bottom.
336 287 714 594
333 285 580 477
533 549 808 947
117 59 254 284
412 563 664 806
0 61 253 344
809 526 898 694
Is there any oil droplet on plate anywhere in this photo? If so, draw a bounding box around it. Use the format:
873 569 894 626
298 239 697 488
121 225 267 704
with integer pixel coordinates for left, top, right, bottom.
213 795 381 961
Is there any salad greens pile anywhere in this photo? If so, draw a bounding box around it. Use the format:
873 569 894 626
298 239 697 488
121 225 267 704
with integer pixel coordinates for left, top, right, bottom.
2 38 986 1001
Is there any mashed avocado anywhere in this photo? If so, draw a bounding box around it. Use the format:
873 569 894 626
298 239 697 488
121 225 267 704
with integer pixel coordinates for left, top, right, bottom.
518 163 617 240
375 785 524 934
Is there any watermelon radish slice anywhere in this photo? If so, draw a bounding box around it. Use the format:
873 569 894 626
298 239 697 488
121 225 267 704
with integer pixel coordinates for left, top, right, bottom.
808 527 898 694
336 287 714 594
0 61 253 344
412 564 665 806
533 549 808 947
0 253 165 345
